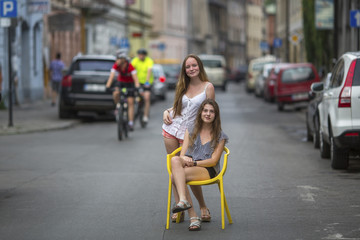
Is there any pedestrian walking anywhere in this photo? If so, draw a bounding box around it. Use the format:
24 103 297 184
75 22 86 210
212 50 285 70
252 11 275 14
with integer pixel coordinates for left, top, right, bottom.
162 54 215 224
131 48 154 123
171 99 228 231
49 53 65 106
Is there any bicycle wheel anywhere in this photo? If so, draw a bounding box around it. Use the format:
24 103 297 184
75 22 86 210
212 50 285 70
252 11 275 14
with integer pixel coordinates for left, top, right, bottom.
117 106 123 141
122 105 128 138
138 100 146 128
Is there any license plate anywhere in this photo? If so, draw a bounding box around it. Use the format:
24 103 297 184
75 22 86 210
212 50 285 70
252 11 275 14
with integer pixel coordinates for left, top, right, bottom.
84 84 106 92
292 92 308 100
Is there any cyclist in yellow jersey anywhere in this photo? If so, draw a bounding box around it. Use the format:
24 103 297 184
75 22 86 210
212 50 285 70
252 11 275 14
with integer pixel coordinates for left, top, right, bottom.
131 48 154 123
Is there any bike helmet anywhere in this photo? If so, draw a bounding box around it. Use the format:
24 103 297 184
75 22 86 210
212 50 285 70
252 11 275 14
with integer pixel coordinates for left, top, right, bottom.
137 48 147 55
116 52 128 59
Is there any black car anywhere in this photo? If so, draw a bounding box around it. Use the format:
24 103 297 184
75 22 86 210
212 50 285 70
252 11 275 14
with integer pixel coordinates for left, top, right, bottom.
59 55 116 118
305 73 331 148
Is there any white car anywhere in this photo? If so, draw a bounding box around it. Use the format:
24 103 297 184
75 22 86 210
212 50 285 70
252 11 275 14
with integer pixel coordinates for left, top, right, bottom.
311 52 360 169
198 54 227 91
254 63 274 97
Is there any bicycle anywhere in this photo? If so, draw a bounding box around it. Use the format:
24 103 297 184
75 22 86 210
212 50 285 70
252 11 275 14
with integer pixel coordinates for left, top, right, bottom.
134 87 147 128
111 87 130 141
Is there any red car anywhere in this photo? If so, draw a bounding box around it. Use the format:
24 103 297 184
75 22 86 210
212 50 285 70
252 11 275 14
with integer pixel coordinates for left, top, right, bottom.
263 63 286 102
274 63 320 111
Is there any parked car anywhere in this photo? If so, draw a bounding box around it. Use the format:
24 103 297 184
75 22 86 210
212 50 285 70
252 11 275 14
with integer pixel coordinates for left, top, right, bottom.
312 52 360 169
254 63 274 97
264 63 287 102
161 63 181 89
151 64 168 101
198 54 227 91
227 64 248 83
274 63 320 111
246 55 277 92
306 73 331 148
59 54 116 119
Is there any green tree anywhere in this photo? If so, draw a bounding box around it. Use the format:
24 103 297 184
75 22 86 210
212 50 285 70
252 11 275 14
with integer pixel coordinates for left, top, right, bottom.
302 0 334 74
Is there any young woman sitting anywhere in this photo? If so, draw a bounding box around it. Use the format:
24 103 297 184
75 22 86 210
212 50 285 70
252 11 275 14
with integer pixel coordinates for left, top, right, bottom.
170 99 229 231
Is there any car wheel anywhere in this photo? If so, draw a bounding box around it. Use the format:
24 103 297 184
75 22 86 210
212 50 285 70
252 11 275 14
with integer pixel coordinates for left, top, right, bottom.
306 118 313 142
313 116 320 149
222 82 227 91
330 136 349 170
277 103 284 111
320 130 330 159
59 101 73 119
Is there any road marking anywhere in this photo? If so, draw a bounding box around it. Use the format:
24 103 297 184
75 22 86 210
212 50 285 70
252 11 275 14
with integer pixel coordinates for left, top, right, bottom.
297 185 319 202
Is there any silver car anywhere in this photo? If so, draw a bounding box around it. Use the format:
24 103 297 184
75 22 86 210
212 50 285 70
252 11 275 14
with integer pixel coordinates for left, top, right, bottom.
151 64 168 101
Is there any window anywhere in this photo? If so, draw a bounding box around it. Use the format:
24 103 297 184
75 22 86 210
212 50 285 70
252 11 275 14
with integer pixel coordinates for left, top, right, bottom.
281 67 314 83
329 59 344 88
73 60 115 72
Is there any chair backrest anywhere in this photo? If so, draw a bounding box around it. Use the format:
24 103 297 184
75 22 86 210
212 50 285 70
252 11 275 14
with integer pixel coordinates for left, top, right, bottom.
166 146 230 180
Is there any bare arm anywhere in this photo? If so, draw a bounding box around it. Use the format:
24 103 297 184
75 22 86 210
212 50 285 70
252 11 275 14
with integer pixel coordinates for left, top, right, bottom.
206 82 215 100
106 71 116 88
131 72 140 88
192 139 225 168
146 67 153 83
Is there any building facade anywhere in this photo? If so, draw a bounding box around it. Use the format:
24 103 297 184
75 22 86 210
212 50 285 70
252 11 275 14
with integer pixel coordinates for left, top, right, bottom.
150 0 188 61
0 0 48 105
246 0 264 61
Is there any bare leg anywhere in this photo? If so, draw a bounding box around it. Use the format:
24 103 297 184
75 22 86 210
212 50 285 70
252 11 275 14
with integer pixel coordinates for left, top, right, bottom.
113 90 120 104
127 97 134 122
164 137 181 204
143 91 151 118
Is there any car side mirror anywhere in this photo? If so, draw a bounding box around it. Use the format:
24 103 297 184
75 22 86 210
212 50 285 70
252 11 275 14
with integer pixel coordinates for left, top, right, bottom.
308 91 316 100
310 82 324 93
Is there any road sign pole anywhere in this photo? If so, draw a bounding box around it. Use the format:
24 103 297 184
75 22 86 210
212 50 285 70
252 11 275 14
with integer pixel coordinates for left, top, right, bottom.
7 26 13 127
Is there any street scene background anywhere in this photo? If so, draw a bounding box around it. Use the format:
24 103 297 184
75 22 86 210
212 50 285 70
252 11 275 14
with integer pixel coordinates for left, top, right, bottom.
1 82 360 239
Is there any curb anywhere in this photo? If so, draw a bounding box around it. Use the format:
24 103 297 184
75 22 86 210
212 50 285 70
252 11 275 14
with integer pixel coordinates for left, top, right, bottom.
0 120 79 136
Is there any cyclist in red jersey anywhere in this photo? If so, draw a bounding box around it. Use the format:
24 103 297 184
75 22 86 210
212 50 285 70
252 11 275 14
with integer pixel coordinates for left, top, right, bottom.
106 52 140 131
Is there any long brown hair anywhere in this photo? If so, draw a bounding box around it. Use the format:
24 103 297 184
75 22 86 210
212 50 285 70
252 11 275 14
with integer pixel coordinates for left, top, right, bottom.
189 99 222 149
172 54 208 117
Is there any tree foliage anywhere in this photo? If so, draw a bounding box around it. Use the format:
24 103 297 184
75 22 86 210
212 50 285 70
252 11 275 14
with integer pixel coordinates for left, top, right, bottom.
302 0 334 73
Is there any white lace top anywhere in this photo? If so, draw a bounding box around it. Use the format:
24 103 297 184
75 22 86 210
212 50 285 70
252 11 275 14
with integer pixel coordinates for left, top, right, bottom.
162 83 211 140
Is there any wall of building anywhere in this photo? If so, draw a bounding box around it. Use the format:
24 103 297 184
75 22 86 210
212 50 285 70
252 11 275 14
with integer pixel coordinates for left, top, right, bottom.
246 2 263 61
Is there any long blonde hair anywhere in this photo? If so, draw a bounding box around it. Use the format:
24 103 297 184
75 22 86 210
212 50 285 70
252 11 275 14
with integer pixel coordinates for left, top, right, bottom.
172 54 208 117
189 99 222 149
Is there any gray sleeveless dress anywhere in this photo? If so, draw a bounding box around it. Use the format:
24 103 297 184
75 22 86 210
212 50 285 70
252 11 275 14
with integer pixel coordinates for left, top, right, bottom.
185 131 229 176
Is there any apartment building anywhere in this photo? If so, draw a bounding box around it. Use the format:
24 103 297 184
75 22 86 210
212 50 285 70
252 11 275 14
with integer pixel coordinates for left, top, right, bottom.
246 0 264 61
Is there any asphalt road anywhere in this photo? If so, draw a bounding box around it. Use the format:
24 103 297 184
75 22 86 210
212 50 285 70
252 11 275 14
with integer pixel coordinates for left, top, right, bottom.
1 82 360 240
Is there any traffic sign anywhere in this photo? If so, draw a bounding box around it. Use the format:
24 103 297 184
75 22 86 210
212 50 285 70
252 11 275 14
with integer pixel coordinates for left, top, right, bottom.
350 10 360 28
0 0 17 18
273 38 282 48
260 41 269 51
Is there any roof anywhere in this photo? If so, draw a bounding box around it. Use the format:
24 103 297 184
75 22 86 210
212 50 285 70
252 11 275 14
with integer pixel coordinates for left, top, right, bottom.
72 54 116 61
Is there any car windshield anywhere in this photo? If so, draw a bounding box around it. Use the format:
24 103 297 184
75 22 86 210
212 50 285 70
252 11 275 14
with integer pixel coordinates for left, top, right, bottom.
252 61 275 71
162 64 180 77
282 67 314 83
202 60 222 68
153 66 164 78
73 60 114 72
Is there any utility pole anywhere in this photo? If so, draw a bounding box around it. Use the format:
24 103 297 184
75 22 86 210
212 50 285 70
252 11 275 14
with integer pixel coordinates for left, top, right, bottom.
285 0 290 62
7 26 13 127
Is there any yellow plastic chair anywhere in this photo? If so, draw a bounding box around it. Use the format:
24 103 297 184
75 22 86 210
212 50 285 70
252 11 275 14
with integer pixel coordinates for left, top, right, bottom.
166 146 233 229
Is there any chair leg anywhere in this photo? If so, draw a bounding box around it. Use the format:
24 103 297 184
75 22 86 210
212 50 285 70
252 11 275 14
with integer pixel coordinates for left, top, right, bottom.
218 180 232 229
223 194 233 224
166 176 172 229
218 181 225 229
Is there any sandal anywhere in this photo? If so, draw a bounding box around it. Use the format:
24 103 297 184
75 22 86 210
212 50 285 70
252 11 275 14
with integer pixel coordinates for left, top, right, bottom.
188 217 201 231
172 200 192 213
171 211 184 223
201 208 211 222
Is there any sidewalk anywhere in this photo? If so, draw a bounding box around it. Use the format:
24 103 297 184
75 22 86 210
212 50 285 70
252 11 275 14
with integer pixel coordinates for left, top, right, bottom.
0 100 79 136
